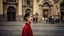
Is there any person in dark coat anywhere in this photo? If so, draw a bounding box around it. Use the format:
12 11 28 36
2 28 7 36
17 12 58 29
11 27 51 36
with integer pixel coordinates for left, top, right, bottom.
49 16 52 23
22 12 33 36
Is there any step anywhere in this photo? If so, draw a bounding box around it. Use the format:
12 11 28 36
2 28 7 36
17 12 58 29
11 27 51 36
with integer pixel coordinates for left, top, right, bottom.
0 22 64 36
0 22 25 26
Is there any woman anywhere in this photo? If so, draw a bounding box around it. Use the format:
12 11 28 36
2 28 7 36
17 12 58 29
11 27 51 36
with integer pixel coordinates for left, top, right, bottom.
22 12 33 36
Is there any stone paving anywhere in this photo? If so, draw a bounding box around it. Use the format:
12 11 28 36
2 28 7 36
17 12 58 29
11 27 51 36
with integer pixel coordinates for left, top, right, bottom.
0 22 64 36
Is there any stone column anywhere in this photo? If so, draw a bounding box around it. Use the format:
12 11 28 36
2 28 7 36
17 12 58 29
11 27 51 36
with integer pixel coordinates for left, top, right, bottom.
33 0 37 14
17 0 23 21
18 0 22 15
0 0 3 15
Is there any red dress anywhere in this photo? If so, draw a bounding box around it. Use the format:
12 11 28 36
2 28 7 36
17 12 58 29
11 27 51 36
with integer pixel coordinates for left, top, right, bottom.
22 23 33 36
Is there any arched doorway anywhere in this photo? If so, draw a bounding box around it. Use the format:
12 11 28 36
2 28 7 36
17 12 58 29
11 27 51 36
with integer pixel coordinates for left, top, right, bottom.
7 6 16 21
60 2 64 21
25 9 31 14
43 2 51 18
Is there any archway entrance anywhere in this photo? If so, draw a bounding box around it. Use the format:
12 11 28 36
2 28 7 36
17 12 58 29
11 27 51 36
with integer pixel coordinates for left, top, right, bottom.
7 6 16 21
25 9 31 14
60 2 64 21
43 2 51 18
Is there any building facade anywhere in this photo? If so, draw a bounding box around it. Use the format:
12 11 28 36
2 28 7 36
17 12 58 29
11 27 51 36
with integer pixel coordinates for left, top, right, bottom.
0 0 64 22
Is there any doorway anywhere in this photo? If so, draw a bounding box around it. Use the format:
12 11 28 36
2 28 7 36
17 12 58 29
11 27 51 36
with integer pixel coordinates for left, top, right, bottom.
43 9 48 18
7 6 16 21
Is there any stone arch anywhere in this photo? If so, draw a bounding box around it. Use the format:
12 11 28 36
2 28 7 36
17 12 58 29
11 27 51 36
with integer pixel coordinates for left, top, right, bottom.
39 0 53 6
7 5 16 10
59 0 64 5
7 6 16 12
25 9 31 14
43 2 51 7
7 6 16 21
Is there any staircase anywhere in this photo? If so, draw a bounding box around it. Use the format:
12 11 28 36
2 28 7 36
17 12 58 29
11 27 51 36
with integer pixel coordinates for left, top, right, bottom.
0 22 64 36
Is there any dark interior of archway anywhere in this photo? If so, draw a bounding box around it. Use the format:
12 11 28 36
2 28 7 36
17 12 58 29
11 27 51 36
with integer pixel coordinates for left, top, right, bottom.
7 6 16 21
25 9 31 14
60 2 64 21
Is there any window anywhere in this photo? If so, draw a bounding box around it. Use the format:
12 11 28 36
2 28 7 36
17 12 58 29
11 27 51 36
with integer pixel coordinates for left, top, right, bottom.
27 1 30 5
7 0 16 2
3 0 7 2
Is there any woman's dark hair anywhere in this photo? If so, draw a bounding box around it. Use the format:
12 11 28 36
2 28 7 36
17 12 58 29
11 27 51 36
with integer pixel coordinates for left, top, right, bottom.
23 12 31 21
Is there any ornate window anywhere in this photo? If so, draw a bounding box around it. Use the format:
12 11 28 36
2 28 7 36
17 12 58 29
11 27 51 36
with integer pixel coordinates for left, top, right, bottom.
7 0 16 2
26 0 30 5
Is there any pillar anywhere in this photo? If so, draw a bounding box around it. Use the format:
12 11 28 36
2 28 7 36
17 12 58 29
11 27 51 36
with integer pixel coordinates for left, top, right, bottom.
18 0 22 15
0 0 3 15
33 0 37 14
17 0 23 21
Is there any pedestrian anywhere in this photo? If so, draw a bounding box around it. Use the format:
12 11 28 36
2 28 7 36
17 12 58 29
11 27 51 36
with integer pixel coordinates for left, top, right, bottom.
35 13 38 23
33 15 35 23
49 16 52 23
22 12 33 36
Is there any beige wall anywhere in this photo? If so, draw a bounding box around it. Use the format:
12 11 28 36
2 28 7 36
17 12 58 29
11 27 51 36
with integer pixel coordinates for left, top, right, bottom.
0 0 3 15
